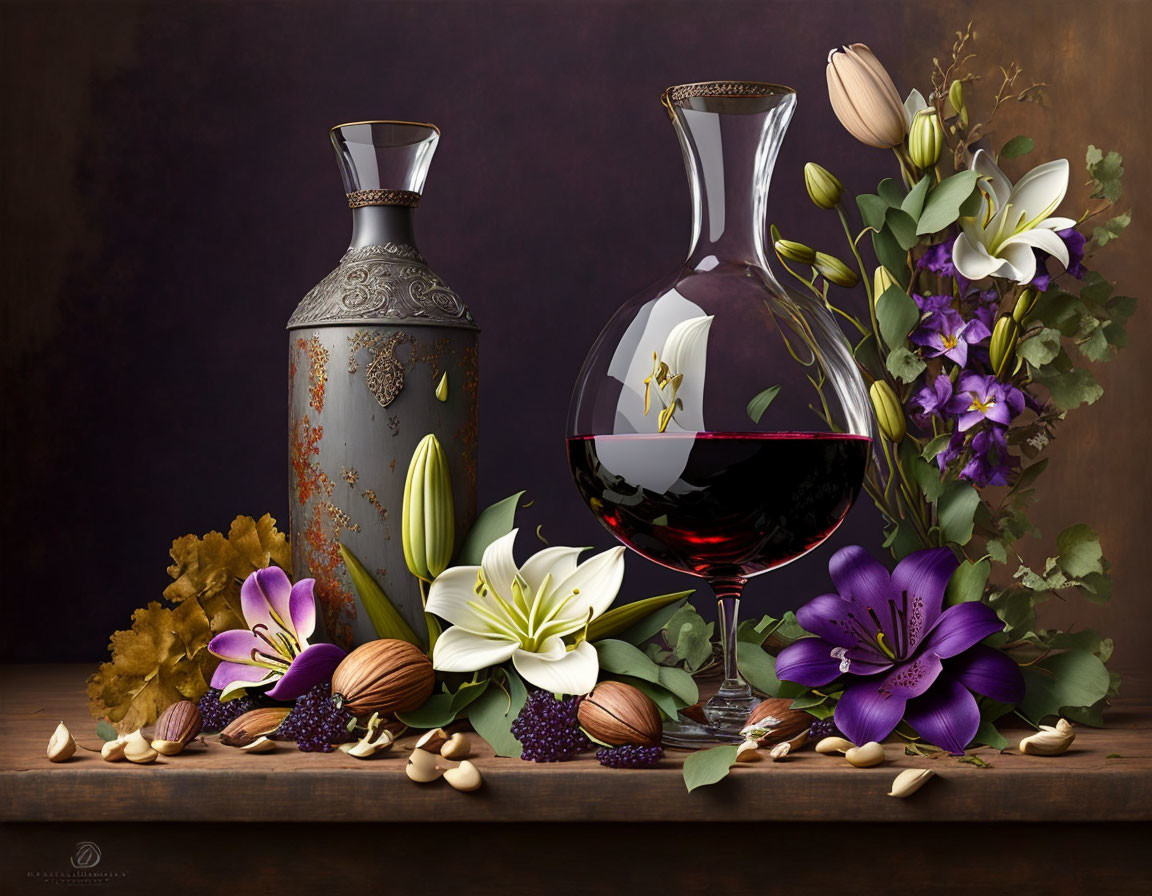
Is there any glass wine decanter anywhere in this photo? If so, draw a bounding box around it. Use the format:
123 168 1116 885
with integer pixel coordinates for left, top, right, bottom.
566 81 873 747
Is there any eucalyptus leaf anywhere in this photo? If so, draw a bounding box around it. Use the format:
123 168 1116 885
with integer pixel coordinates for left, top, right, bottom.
657 665 700 706
885 208 919 251
96 720 119 742
877 285 920 350
945 559 991 606
901 176 931 220
746 385 782 424
938 481 980 545
916 170 980 235
595 639 662 683
999 135 1035 159
458 491 525 565
683 745 739 792
873 228 910 288
857 193 888 231
467 670 526 757
618 599 692 647
737 641 782 696
339 543 422 647
617 676 685 721
877 178 906 207
586 591 693 642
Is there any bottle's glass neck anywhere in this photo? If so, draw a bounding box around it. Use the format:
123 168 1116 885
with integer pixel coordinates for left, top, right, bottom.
667 88 796 270
349 205 416 250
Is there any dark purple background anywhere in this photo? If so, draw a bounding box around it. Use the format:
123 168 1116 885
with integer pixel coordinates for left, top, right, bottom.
2 1 1146 669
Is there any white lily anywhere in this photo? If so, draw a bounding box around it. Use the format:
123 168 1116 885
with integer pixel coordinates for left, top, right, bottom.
952 150 1077 284
426 529 626 695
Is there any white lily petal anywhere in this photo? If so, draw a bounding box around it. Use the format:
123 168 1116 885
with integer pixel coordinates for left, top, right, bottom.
660 315 713 432
480 528 520 600
220 675 275 701
952 233 1004 281
971 149 1012 210
432 626 518 673
518 546 586 596
903 88 928 124
552 546 627 622
512 639 600 696
1009 158 1069 225
425 565 493 633
996 241 1038 285
1040 216 1078 231
1003 227 1070 267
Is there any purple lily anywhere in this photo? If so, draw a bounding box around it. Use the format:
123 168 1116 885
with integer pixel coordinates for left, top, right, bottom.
916 242 967 291
961 426 1016 487
776 546 1023 753
208 567 346 701
910 374 953 427
947 372 1026 431
911 309 991 367
1030 227 1087 291
913 293 954 315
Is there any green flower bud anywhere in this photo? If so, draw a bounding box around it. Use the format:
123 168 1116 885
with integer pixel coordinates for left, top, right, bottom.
869 380 906 443
402 433 455 582
435 372 449 402
804 163 844 210
872 266 898 310
908 109 944 169
990 315 1021 379
774 238 817 265
814 252 860 288
948 79 967 127
1012 288 1037 324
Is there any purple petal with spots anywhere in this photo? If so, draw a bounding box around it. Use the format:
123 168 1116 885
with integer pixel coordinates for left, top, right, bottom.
876 652 944 699
833 681 907 746
950 644 1025 704
890 548 957 649
921 601 1004 659
264 643 347 701
795 593 860 649
774 637 845 688
904 676 981 754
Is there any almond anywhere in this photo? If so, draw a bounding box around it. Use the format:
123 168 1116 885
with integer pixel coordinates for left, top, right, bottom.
219 707 291 747
331 639 435 716
742 698 813 745
577 681 662 747
152 700 203 755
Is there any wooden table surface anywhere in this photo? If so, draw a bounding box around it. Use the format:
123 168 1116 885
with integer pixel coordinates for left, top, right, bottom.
2 664 1150 824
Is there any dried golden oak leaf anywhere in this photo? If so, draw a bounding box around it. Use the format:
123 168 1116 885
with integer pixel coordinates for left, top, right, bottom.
163 513 291 634
86 600 214 732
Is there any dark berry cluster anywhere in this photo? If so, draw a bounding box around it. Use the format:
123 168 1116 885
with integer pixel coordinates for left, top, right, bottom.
197 688 261 733
511 690 591 762
808 718 841 741
596 744 664 769
277 682 354 752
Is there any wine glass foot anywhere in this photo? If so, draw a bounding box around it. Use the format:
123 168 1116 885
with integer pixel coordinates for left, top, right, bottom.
661 688 758 748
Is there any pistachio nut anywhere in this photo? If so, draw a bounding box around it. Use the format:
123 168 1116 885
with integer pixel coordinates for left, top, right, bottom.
440 733 471 760
845 741 886 767
815 736 854 754
1019 718 1075 756
888 767 936 797
443 760 483 792
47 722 77 763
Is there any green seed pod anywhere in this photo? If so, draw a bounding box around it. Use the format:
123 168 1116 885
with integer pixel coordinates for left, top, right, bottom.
989 315 1021 380
401 433 455 582
435 372 449 402
872 266 898 311
869 380 906 443
948 79 967 127
908 109 944 169
814 252 860 288
804 163 844 210
774 238 817 265
1012 288 1038 325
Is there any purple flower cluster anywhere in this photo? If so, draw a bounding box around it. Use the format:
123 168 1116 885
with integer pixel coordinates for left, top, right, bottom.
596 744 664 768
511 690 592 762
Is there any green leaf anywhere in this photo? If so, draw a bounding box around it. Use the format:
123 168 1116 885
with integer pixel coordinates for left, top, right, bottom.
900 176 931 220
586 591 693 642
885 208 919 251
1010 459 1049 495
877 178 905 207
96 720 119 742
1017 328 1062 367
872 227 909 288
683 745 739 792
657 665 700 706
922 433 952 461
1057 524 1104 578
945 559 991 606
886 346 926 384
595 639 662 683
746 386 781 424
618 676 685 720
467 670 526 757
1020 649 1110 725
1093 211 1130 246
458 491 525 565
618 599 691 647
396 694 457 729
339 544 422 647
857 193 888 231
877 285 920 349
938 481 980 545
737 641 782 696
1034 366 1103 412
999 135 1035 159
1086 145 1124 203
972 720 1008 750
917 170 980 235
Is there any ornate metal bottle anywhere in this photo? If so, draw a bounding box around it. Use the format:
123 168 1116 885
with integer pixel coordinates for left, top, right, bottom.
288 121 478 648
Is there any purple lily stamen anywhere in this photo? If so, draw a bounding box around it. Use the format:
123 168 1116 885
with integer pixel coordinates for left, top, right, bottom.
776 546 1024 753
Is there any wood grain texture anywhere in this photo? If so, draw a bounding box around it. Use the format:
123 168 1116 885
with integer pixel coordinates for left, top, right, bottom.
2 665 1149 823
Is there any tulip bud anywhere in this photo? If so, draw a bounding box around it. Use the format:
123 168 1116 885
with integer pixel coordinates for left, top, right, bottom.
869 380 906 443
990 315 1021 379
814 252 860 288
947 79 968 127
1012 288 1038 324
803 162 844 210
401 433 455 582
908 108 944 169
873 266 898 301
826 43 909 148
774 238 816 265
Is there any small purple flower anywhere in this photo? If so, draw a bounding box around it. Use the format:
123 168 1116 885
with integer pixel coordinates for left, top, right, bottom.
911 374 953 427
911 309 991 367
936 430 966 472
775 546 1023 753
947 372 1026 431
917 242 966 289
913 293 954 314
960 425 1016 487
1030 227 1087 290
964 289 1000 331
208 567 347 701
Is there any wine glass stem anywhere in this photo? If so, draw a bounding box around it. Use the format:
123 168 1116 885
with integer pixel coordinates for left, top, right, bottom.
705 576 754 731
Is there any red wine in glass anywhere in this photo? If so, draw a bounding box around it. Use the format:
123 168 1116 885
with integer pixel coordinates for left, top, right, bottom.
566 431 870 738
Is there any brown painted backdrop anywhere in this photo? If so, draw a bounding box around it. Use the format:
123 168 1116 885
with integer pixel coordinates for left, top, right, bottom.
1 1 1147 689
